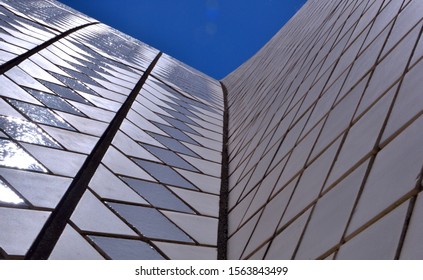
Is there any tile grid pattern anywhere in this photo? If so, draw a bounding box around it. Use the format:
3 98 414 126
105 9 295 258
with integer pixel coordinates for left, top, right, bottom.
0 0 224 260
1 0 421 260
223 0 423 259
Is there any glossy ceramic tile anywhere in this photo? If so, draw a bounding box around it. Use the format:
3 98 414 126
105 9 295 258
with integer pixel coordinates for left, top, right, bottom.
180 154 221 177
242 180 296 258
357 25 418 116
161 210 218 245
0 75 43 105
0 116 60 148
89 235 164 260
0 207 50 256
141 144 197 171
133 159 197 190
26 89 84 116
174 168 221 194
71 190 137 236
0 139 47 172
120 120 165 148
55 111 107 137
281 139 341 225
337 201 409 260
88 164 148 205
102 147 155 181
49 225 104 260
265 209 311 260
5 66 52 92
0 177 25 205
227 210 262 260
112 132 159 161
121 176 193 213
169 187 219 217
21 143 86 177
295 162 368 259
49 72 98 96
326 90 394 186
148 132 197 157
381 60 423 143
0 168 70 209
153 241 217 260
0 98 25 119
8 99 74 130
40 80 90 104
400 193 423 259
347 116 423 234
108 202 193 243
67 100 115 122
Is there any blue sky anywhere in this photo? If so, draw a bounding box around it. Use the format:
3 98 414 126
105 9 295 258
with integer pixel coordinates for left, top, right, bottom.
59 0 307 79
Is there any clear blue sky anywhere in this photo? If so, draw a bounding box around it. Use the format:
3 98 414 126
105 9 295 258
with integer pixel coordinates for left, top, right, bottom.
59 0 307 79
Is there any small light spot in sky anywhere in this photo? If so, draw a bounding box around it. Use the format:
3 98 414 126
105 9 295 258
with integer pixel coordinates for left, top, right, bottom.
206 23 218 36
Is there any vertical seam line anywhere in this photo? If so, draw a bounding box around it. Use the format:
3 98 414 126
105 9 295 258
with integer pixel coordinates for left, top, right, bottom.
217 81 229 260
25 52 163 260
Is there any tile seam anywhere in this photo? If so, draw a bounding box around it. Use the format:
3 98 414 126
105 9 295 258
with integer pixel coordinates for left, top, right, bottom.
0 21 99 76
25 52 163 260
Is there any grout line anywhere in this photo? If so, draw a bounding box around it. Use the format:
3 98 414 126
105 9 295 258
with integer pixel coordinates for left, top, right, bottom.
391 25 423 260
0 22 99 76
394 195 417 260
25 52 163 260
217 81 229 259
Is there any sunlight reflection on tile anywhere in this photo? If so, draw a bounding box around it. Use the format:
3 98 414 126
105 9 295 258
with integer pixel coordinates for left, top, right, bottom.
0 116 60 147
0 178 25 204
0 139 47 172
